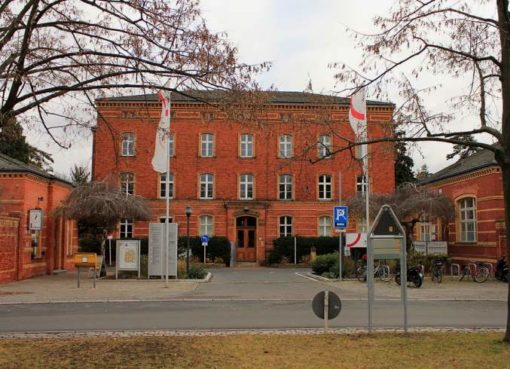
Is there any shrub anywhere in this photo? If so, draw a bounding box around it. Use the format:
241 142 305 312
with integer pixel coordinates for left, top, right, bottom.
187 265 207 279
272 236 341 264
311 252 339 275
267 249 283 265
79 238 101 253
187 236 231 265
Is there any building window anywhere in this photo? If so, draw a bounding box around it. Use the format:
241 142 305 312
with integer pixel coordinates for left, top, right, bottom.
159 173 174 199
240 174 254 200
317 135 331 159
240 134 254 158
200 215 214 236
279 174 293 200
120 172 134 195
318 175 332 200
279 135 292 158
168 134 175 157
120 218 133 239
459 197 477 242
121 133 135 156
201 133 214 157
159 217 174 224
356 175 367 194
419 222 437 242
279 216 293 237
318 216 332 236
200 173 214 199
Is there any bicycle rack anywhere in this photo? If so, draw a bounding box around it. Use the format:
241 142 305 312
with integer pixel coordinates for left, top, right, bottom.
450 263 460 277
483 262 494 278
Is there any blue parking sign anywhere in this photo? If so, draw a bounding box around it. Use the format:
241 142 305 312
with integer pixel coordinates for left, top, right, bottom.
334 206 348 229
201 235 209 246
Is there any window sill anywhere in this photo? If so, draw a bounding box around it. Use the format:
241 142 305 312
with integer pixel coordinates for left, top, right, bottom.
239 156 256 159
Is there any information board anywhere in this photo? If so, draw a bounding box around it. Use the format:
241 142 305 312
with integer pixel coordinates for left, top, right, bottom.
148 223 178 277
116 240 140 271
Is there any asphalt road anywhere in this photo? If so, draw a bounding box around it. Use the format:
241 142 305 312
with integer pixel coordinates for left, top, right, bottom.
0 299 505 333
0 267 506 333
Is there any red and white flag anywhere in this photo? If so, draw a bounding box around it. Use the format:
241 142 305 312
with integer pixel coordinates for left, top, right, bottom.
349 88 368 166
151 90 171 173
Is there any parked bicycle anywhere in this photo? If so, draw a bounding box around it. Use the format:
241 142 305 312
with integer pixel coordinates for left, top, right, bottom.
458 262 490 283
431 259 444 283
357 261 391 282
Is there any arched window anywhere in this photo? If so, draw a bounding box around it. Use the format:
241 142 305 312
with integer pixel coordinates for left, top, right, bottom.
459 197 477 242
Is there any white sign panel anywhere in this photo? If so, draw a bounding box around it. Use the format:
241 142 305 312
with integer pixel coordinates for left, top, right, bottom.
28 209 43 230
346 233 367 248
149 223 178 277
116 240 140 271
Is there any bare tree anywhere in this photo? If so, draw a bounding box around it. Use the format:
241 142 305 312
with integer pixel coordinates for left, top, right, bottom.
346 183 454 248
333 0 510 342
0 0 267 147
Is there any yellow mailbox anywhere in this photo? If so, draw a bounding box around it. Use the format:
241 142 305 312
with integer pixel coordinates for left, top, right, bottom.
74 253 98 268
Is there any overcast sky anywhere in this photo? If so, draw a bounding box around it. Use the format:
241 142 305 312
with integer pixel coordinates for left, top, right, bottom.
34 0 495 178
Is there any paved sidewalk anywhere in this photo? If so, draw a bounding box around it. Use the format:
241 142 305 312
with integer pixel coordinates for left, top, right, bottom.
0 272 199 304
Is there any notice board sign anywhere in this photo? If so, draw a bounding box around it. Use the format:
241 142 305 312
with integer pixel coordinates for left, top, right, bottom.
116 240 141 278
148 223 178 277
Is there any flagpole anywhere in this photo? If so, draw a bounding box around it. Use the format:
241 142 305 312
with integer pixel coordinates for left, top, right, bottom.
165 92 172 287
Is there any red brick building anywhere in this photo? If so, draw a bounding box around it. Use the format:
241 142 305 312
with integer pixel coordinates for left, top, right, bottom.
92 91 395 264
0 154 78 282
419 148 505 265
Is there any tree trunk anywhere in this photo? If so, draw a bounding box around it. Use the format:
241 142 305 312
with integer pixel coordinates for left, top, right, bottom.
502 163 510 343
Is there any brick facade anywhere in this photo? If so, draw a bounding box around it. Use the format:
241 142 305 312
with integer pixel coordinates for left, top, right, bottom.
0 160 78 282
423 166 505 264
93 92 395 264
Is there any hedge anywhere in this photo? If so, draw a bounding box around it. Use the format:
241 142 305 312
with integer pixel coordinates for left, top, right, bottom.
269 236 341 264
181 236 231 265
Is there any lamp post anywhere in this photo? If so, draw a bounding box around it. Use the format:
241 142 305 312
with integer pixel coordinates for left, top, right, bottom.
185 206 192 276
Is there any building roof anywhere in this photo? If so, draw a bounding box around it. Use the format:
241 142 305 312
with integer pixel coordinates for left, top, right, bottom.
97 90 393 107
0 153 73 185
420 147 499 185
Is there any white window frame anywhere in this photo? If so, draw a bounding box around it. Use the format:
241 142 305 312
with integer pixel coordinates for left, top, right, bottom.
240 134 254 158
120 218 133 239
279 216 293 237
318 174 332 200
279 135 293 158
199 215 214 236
317 135 331 159
459 197 477 242
159 173 174 199
120 172 134 195
356 175 367 194
239 174 254 200
121 133 135 156
168 134 175 157
200 173 214 199
201 133 214 157
279 174 293 200
159 216 174 223
318 216 332 236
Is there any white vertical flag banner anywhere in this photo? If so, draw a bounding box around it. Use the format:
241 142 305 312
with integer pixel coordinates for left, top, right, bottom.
349 88 368 171
151 91 171 173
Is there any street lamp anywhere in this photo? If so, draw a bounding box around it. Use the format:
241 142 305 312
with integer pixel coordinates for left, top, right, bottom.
185 206 192 276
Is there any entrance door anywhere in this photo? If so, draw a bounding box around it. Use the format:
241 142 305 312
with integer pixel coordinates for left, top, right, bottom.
236 216 256 261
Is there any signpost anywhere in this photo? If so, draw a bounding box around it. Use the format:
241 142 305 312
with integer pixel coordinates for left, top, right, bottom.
312 290 342 332
334 206 348 280
367 204 408 333
201 235 209 264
